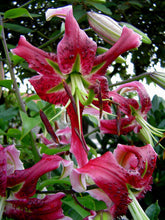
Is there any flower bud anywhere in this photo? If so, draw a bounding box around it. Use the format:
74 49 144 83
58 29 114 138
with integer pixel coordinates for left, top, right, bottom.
149 71 165 89
87 11 122 45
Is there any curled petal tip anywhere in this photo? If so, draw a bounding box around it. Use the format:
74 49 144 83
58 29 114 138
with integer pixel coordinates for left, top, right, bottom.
45 5 72 21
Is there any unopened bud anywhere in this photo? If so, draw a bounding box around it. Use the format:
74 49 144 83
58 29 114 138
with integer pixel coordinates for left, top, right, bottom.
149 71 165 89
87 11 122 45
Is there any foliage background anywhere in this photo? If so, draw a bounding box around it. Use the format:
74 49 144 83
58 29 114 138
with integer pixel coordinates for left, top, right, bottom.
0 0 165 219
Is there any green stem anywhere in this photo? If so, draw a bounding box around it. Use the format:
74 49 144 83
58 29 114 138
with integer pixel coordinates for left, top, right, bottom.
0 16 26 112
0 196 6 220
128 189 149 220
38 178 71 191
109 72 151 88
39 31 64 49
19 0 37 8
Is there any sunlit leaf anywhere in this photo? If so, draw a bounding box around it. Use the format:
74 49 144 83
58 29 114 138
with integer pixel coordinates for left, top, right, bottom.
4 8 32 19
0 79 13 89
7 128 21 139
20 111 41 138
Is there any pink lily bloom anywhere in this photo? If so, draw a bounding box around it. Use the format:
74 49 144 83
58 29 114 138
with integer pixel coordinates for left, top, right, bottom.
0 145 72 219
12 6 141 167
100 81 152 135
4 193 71 220
114 144 157 199
71 143 157 218
0 145 24 197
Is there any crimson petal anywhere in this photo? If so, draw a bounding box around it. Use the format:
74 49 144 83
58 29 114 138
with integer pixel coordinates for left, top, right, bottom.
74 152 131 217
115 81 152 114
57 8 97 75
7 154 73 198
4 193 69 220
12 36 57 77
114 144 157 198
100 116 137 135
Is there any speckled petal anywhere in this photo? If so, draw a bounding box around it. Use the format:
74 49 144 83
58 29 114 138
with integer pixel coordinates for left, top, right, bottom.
12 36 57 77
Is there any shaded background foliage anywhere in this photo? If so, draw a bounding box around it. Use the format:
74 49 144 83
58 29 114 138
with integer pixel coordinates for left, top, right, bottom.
0 0 165 219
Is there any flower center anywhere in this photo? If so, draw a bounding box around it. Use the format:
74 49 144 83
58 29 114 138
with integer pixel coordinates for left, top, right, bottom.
70 72 95 106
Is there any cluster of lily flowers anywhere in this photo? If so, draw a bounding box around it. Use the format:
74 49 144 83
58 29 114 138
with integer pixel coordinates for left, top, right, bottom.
0 5 164 220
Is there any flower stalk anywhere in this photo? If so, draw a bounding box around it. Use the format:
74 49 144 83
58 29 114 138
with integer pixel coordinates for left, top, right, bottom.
0 196 6 220
128 189 149 220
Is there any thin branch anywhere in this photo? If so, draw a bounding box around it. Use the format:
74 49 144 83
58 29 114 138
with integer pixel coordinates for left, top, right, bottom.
0 15 26 112
36 184 98 195
109 72 152 88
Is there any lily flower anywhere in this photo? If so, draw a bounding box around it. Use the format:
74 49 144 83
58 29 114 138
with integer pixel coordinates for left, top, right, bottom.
4 193 71 220
116 81 165 145
7 153 73 199
0 144 24 198
71 143 157 218
12 5 141 167
0 145 24 219
100 81 165 144
0 144 72 220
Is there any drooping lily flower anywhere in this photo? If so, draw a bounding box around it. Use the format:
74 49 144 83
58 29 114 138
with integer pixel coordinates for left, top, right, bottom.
12 5 141 167
71 151 131 218
114 143 157 220
71 143 157 218
0 145 24 219
0 145 24 197
100 81 165 144
4 193 71 220
7 154 73 199
0 144 72 219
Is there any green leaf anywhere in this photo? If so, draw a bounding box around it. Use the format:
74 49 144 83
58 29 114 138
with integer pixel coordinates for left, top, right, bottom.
20 111 41 138
0 79 13 89
62 195 90 219
0 128 6 135
4 23 33 34
78 196 96 210
26 100 40 113
87 2 112 15
145 201 160 220
73 5 86 21
7 128 21 139
129 1 143 8
4 8 32 19
0 105 18 121
12 54 25 66
40 143 70 155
